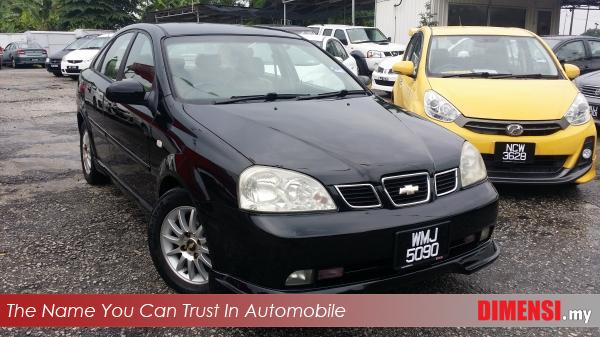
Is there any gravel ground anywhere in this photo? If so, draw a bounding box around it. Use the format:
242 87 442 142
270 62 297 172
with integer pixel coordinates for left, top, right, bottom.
0 68 599 336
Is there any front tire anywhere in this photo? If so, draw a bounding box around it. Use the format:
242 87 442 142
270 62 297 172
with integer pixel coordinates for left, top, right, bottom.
79 123 108 185
11 58 17 68
148 188 213 293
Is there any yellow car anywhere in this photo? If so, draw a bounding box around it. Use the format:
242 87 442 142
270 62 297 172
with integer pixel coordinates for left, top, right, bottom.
392 26 597 184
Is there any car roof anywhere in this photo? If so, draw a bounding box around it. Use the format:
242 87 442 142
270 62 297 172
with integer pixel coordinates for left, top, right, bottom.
429 26 534 37
302 34 326 42
124 23 300 39
309 24 371 29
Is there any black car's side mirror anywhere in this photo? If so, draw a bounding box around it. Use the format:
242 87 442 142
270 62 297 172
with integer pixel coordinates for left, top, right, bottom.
358 75 371 86
387 37 391 42
106 80 146 105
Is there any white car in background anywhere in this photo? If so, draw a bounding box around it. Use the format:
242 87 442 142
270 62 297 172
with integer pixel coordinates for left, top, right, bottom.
308 24 405 76
370 55 402 92
302 34 358 75
61 34 113 78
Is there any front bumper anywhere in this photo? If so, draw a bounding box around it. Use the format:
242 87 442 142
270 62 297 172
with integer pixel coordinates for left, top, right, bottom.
205 181 499 293
582 95 600 127
61 61 90 76
365 57 385 72
46 59 61 73
371 70 397 92
431 119 597 184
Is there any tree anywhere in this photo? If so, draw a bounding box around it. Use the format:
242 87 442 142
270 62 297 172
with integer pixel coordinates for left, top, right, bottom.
55 0 138 30
418 0 437 27
0 0 59 32
583 28 600 38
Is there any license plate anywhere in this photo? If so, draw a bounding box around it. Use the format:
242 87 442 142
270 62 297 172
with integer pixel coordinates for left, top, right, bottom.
494 142 535 163
374 76 391 81
67 66 78 70
591 105 599 119
50 64 58 68
395 223 449 269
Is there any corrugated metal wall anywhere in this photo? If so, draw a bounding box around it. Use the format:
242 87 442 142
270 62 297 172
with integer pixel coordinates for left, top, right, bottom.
375 0 427 45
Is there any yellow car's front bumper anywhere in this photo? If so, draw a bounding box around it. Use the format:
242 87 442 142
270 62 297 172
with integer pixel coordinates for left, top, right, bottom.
434 119 597 184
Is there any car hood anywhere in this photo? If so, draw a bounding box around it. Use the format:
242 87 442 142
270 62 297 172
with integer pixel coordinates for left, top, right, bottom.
183 97 463 185
427 78 579 120
575 70 600 86
357 42 405 51
379 55 404 69
63 49 99 61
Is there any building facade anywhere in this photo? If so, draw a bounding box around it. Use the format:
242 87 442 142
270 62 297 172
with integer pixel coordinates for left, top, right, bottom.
376 0 562 44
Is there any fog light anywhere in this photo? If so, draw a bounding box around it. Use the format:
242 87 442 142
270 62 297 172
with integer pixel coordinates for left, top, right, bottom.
285 269 314 286
464 234 476 244
480 227 490 241
318 267 344 281
582 148 592 160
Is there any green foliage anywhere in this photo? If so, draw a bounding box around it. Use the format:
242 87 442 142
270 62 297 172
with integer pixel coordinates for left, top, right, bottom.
0 0 59 31
418 0 437 27
55 0 138 30
583 28 600 37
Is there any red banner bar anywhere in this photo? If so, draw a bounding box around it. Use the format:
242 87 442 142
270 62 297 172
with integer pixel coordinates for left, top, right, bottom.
0 294 596 327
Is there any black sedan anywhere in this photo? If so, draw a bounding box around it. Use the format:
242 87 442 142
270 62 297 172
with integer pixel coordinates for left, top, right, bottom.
1 41 47 68
574 70 600 126
77 23 499 293
45 35 98 77
543 35 600 74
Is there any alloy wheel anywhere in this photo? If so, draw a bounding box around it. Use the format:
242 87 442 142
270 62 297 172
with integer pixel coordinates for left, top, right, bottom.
160 206 211 285
81 130 92 175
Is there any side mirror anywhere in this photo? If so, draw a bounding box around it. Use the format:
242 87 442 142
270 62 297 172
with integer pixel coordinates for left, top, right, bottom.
106 80 146 105
392 61 415 76
563 63 580 80
358 75 371 86
387 37 392 42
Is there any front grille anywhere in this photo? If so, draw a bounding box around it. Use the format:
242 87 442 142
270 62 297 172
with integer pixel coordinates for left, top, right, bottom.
50 58 61 64
580 85 600 97
461 118 565 136
482 154 567 177
374 79 395 87
64 68 81 74
384 51 403 57
382 172 430 207
67 60 83 64
335 184 381 208
435 169 458 196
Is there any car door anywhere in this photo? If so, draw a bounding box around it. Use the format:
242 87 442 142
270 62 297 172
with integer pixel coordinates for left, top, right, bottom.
334 29 349 47
396 32 423 111
555 40 588 73
104 32 157 205
326 38 357 74
3 43 13 64
585 39 600 73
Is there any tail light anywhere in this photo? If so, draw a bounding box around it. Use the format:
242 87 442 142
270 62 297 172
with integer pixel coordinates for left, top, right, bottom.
43 49 48 54
16 49 25 55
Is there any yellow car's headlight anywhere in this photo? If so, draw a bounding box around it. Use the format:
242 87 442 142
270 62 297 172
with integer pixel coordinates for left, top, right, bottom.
424 90 462 123
564 93 591 125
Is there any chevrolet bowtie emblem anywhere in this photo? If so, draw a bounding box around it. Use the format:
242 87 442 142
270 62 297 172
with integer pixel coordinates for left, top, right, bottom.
399 184 419 196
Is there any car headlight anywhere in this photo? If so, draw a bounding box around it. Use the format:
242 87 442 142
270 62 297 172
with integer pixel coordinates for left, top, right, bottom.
460 142 487 188
239 166 336 213
564 93 591 125
367 50 384 58
45 57 50 63
424 90 462 123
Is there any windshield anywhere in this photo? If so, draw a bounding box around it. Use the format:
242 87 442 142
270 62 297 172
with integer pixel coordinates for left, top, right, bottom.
346 28 387 43
65 37 94 50
81 37 110 49
164 35 364 103
427 35 560 78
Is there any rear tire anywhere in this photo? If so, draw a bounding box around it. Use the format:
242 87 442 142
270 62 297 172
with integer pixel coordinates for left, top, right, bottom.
79 122 108 185
69 75 78 80
11 58 17 68
148 188 214 293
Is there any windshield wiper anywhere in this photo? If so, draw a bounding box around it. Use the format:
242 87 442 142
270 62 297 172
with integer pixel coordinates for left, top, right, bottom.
296 90 367 101
214 93 303 105
493 73 557 79
441 72 513 78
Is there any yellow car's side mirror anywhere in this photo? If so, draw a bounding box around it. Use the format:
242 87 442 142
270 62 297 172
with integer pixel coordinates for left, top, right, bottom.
392 61 415 76
408 28 418 37
563 63 580 80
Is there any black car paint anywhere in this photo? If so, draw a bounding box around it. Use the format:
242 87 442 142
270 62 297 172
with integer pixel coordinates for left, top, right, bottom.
77 23 499 293
46 36 99 75
544 35 600 74
574 70 600 126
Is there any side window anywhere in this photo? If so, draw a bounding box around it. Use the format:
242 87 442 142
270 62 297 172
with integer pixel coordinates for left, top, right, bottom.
100 33 134 80
334 30 348 45
94 47 109 71
333 40 349 60
556 41 586 62
123 34 154 91
325 40 338 57
323 29 333 36
589 40 600 58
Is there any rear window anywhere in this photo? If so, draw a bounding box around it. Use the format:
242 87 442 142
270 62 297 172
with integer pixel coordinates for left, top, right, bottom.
19 42 42 49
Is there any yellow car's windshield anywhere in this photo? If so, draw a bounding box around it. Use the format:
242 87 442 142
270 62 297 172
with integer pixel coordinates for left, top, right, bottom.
427 35 561 79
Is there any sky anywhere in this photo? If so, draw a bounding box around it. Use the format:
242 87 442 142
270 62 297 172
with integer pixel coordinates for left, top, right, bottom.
560 8 600 35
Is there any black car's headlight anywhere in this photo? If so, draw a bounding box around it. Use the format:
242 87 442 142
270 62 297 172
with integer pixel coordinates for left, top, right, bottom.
460 142 487 188
239 166 336 213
